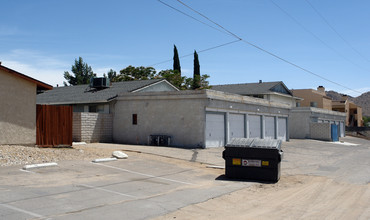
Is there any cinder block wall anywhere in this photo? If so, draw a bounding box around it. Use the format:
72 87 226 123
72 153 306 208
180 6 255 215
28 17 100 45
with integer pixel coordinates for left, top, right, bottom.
310 123 331 141
73 112 112 143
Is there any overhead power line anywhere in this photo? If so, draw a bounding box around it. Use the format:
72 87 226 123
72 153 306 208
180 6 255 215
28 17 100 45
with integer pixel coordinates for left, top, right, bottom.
270 0 370 73
305 0 370 63
149 39 241 66
157 0 230 36
158 0 361 94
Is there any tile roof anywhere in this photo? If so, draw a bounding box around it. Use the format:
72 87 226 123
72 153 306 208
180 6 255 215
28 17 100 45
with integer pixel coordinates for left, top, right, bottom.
211 81 292 96
37 79 166 104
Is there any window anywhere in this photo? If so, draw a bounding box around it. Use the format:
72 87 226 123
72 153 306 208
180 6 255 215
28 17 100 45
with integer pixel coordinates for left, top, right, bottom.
132 114 137 125
296 102 301 107
89 105 105 113
310 102 318 107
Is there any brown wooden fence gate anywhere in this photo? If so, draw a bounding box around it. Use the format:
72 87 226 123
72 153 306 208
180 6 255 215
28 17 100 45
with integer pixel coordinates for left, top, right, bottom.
36 105 73 147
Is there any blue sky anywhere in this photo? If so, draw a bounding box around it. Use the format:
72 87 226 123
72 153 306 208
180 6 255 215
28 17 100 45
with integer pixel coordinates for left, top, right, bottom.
1 0 369 97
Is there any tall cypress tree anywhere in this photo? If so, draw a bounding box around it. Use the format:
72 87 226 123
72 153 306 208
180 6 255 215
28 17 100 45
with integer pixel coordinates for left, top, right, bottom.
192 50 201 89
173 45 181 74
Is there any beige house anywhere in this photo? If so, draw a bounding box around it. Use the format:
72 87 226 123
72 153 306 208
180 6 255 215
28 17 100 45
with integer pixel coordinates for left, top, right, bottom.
332 96 363 127
0 63 52 145
292 86 332 110
292 86 363 127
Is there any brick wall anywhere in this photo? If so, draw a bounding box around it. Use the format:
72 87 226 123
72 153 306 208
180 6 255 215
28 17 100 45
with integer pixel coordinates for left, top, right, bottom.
310 122 331 141
73 112 113 143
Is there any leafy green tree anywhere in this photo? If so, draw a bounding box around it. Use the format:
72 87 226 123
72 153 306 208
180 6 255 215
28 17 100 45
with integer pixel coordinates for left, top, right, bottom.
157 69 184 89
173 45 181 74
200 74 211 89
192 50 201 89
115 66 156 81
63 57 95 86
364 116 370 127
106 69 117 82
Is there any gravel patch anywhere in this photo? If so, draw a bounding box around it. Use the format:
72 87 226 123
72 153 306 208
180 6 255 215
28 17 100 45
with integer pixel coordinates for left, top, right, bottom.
0 145 113 167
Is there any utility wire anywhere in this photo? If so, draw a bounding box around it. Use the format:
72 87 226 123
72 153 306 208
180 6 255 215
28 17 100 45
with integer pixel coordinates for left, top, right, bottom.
157 0 231 37
305 0 370 63
159 0 361 94
149 39 241 66
176 0 242 40
270 0 370 73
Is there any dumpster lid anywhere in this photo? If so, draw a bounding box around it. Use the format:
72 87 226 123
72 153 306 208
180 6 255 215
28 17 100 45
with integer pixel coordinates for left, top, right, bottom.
226 138 282 150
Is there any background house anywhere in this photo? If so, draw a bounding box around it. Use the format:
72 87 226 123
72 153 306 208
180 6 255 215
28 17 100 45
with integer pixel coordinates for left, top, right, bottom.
211 81 300 107
0 63 52 145
332 95 363 127
292 86 363 127
290 86 347 140
37 79 179 143
292 86 332 110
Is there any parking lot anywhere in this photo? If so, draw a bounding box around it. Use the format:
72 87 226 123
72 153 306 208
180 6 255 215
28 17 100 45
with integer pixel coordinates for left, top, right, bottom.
0 136 369 219
0 151 250 219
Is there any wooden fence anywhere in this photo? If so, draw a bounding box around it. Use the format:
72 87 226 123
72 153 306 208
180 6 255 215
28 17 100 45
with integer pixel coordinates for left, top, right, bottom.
36 105 72 147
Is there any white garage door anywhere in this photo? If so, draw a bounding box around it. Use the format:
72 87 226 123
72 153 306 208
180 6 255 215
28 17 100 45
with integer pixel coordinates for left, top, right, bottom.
277 117 287 141
205 113 225 148
265 116 275 139
249 115 261 138
229 113 245 139
340 122 345 137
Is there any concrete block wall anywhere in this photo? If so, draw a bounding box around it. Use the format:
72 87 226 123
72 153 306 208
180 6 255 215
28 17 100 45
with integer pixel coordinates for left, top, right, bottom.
310 122 331 141
73 112 112 143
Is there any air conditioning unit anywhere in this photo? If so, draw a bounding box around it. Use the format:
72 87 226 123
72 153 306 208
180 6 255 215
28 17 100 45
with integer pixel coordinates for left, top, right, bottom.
90 77 110 88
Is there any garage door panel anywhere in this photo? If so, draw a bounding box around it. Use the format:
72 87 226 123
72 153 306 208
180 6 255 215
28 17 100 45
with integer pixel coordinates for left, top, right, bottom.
277 117 287 141
229 114 245 139
249 115 261 138
205 113 225 148
340 122 344 137
265 116 275 139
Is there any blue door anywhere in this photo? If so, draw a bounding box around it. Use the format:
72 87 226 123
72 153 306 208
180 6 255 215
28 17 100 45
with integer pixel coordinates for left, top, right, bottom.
331 124 339 142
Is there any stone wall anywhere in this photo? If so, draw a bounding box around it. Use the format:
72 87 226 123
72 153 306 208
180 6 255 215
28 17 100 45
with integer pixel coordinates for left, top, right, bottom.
73 112 112 143
310 123 331 141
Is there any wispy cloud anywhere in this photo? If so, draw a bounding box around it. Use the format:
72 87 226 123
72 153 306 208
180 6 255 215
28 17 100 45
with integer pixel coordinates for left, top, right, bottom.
0 49 68 86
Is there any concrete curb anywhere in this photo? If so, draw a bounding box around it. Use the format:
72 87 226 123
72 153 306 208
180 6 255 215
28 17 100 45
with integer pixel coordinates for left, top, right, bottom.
92 158 117 163
23 162 58 170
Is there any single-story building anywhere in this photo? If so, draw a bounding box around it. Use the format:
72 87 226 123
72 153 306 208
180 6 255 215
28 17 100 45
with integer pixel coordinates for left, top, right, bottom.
113 89 291 148
37 79 291 147
0 63 52 145
289 107 346 140
37 78 179 143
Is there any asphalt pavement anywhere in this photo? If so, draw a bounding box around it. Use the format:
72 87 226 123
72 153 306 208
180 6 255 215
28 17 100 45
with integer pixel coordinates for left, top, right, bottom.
0 136 369 219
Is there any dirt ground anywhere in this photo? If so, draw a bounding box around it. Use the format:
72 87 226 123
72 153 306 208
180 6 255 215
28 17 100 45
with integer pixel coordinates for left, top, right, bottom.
155 174 370 220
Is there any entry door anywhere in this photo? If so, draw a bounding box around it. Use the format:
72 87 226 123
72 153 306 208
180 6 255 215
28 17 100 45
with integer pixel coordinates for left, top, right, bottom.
249 115 261 138
229 113 245 139
277 117 287 141
265 116 275 139
205 113 225 147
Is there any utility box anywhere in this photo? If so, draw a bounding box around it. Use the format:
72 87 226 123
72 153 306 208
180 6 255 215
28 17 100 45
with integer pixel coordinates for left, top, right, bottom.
222 138 283 182
149 135 171 146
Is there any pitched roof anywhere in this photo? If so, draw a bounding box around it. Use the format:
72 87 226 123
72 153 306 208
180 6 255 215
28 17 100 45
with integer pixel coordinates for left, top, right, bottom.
211 81 293 96
0 64 52 90
37 79 171 105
